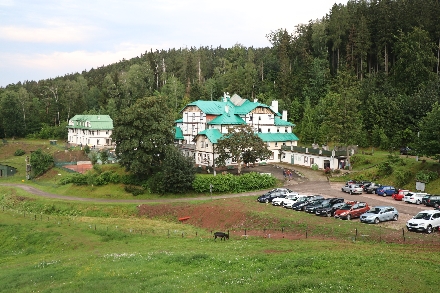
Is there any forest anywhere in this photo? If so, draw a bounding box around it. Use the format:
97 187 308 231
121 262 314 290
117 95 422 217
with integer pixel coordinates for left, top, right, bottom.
1 0 440 157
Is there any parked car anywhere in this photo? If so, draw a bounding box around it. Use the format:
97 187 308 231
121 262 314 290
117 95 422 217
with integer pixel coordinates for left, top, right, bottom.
287 197 311 210
422 194 433 206
404 192 429 205
304 199 332 214
257 188 292 203
272 192 299 206
376 186 397 197
425 195 440 208
406 210 440 234
293 197 325 211
334 202 370 220
362 182 373 192
366 183 382 194
400 146 412 155
360 206 399 224
315 202 346 217
342 184 363 194
392 189 410 201
282 194 310 209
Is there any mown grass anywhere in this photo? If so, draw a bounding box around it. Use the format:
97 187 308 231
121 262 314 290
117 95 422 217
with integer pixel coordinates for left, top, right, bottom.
1 206 440 293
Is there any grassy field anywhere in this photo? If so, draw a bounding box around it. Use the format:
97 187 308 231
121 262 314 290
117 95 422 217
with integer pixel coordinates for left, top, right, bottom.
2 140 440 292
1 206 440 293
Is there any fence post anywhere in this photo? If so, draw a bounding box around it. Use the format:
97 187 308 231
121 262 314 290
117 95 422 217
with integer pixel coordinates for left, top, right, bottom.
244 229 247 236
402 228 405 242
355 228 358 241
306 226 308 239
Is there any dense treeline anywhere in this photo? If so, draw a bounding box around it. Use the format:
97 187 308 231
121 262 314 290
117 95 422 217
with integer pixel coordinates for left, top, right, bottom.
1 0 440 153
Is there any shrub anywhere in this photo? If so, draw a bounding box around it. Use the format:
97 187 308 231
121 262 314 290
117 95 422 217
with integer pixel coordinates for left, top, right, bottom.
415 170 439 183
395 170 413 187
311 164 318 171
192 172 276 193
14 149 26 156
378 162 393 176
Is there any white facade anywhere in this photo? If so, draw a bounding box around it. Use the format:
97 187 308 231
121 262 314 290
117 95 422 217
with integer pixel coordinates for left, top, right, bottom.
67 115 114 148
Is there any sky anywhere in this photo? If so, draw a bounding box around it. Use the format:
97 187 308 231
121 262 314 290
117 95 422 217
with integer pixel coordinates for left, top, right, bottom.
0 0 343 87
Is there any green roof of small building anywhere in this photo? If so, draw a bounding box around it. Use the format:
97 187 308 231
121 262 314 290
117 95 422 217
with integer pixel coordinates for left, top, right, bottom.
274 117 295 126
195 129 223 144
175 118 183 123
68 115 113 130
174 126 184 140
257 133 299 142
208 113 246 125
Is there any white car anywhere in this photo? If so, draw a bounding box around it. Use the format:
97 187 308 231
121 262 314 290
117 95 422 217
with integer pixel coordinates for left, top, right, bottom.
404 192 428 205
283 194 309 209
272 192 299 206
342 184 363 195
406 210 440 234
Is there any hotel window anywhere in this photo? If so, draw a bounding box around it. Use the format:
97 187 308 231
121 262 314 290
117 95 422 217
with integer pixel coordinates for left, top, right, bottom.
268 128 271 133
285 127 288 133
277 128 280 133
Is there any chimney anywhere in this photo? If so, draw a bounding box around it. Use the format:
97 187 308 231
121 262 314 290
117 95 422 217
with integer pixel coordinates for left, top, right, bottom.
271 100 279 114
282 110 287 121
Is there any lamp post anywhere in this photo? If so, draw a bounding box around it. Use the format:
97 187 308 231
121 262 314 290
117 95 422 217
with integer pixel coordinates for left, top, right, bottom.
212 143 216 176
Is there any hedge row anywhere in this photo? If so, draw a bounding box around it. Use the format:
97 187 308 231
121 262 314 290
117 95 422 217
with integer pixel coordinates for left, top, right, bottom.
192 172 276 193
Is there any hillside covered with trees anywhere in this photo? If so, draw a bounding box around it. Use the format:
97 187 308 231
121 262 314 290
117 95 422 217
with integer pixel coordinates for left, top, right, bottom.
1 0 440 157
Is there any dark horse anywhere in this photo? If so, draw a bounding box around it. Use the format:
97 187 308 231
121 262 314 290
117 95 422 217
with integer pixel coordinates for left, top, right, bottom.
213 231 229 241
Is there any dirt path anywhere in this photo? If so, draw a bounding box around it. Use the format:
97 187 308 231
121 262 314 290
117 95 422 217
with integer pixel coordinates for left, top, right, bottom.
0 164 425 223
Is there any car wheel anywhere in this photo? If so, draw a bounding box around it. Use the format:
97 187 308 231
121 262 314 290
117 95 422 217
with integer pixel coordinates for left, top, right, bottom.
374 217 380 224
326 211 332 217
372 190 376 194
426 225 433 234
350 191 353 195
416 200 421 205
435 203 439 208
346 214 351 221
393 214 398 221
265 199 269 204
383 193 387 197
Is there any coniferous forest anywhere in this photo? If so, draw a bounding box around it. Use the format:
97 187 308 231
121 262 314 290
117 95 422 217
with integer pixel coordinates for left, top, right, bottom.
1 0 440 156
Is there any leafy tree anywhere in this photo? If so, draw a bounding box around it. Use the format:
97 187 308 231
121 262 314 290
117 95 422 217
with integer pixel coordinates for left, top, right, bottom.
112 96 175 178
417 102 440 161
215 124 272 175
0 90 25 137
160 146 196 194
100 149 109 164
30 149 54 178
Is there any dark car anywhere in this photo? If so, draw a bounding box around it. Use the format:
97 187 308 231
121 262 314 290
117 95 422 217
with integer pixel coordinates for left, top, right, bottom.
304 199 331 213
315 202 346 217
376 186 397 197
293 197 325 211
426 195 440 208
366 183 382 194
400 147 411 155
257 188 292 203
422 194 433 206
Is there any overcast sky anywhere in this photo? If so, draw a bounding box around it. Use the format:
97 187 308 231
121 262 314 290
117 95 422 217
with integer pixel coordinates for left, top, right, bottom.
0 0 343 87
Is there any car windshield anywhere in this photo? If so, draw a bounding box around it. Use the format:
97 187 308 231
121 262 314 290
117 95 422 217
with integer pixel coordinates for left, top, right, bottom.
414 213 431 220
369 208 382 214
339 204 352 210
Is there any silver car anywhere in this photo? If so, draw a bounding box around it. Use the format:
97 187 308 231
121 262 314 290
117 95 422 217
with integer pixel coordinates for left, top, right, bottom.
360 206 399 224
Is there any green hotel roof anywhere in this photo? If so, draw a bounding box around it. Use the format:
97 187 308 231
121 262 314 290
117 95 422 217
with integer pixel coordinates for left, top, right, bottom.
257 133 299 142
208 113 246 125
175 118 183 123
68 115 113 130
274 117 295 126
195 129 223 143
182 97 277 116
174 126 184 140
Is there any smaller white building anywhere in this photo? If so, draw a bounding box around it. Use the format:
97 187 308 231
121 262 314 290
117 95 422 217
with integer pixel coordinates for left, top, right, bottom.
67 115 114 148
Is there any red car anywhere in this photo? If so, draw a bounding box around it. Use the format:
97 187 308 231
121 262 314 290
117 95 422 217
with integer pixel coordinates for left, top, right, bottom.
392 189 410 201
334 202 370 220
